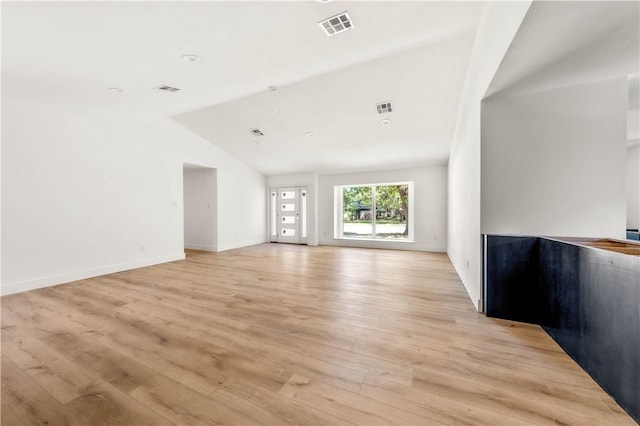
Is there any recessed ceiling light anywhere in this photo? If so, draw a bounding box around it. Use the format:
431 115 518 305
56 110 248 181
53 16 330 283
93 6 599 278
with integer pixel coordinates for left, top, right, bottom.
306 132 314 137
253 140 261 146
268 86 277 91
108 87 123 93
181 54 201 63
380 119 391 126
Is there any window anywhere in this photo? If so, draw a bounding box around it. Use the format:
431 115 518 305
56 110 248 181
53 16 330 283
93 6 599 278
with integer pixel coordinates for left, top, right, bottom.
335 182 413 241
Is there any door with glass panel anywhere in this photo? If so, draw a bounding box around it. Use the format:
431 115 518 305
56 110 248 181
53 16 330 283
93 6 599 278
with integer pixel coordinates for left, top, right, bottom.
270 186 307 244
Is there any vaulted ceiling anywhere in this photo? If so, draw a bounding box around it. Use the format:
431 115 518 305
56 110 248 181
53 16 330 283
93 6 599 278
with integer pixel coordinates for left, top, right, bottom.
4 2 639 175
485 0 639 99
2 1 486 175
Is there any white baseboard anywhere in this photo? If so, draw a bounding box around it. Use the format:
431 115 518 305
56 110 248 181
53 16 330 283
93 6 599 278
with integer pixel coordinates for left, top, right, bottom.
447 250 481 312
184 243 217 252
217 239 267 252
1 253 185 296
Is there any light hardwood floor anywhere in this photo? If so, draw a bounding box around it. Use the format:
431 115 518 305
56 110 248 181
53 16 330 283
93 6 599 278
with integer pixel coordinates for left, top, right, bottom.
1 244 635 425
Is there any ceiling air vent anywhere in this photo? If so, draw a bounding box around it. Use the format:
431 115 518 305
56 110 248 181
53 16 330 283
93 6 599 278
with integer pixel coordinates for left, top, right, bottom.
376 102 393 114
318 12 353 36
154 85 180 92
250 129 264 136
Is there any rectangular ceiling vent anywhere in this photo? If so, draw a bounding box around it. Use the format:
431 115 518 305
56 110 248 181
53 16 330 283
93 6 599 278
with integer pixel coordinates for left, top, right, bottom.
154 85 180 92
250 128 264 136
318 12 353 36
376 102 393 114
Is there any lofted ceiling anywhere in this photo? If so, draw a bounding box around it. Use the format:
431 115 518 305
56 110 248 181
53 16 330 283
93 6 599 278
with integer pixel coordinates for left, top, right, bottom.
2 1 487 175
174 29 477 175
485 1 640 99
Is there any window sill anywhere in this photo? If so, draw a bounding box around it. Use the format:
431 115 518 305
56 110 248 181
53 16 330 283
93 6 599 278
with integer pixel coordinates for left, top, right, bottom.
334 237 415 243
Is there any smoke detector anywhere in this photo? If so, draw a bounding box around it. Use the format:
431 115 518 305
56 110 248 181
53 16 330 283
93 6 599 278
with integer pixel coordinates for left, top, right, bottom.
181 54 201 63
250 129 264 136
318 12 354 36
376 102 393 114
154 85 180 92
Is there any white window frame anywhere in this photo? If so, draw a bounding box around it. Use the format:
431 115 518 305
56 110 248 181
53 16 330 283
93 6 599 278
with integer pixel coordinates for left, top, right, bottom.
334 182 414 242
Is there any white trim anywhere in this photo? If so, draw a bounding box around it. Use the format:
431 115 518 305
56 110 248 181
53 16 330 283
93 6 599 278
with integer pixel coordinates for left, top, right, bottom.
448 251 481 312
334 186 344 238
216 239 267 252
270 189 277 240
301 188 307 240
1 253 186 296
184 244 217 252
334 237 415 243
334 182 413 241
321 239 445 252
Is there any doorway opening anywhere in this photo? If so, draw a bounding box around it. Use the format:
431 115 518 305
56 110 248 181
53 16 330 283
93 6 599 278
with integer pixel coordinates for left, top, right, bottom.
183 164 217 252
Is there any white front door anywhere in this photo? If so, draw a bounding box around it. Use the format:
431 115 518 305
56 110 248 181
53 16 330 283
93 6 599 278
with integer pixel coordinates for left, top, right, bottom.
277 187 299 244
270 186 307 244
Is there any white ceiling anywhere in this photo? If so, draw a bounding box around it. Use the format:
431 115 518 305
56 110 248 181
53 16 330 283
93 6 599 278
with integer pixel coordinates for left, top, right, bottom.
5 2 639 175
2 1 486 176
174 29 476 175
485 1 640 99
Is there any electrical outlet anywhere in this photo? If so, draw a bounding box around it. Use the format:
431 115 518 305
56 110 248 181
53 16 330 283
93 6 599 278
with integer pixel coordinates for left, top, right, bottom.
466 260 469 269
140 245 146 252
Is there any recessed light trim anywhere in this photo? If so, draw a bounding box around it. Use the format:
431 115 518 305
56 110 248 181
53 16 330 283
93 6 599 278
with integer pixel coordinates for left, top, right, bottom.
318 12 354 37
306 132 314 137
380 119 391 126
268 85 277 91
108 87 124 93
253 140 261 146
181 54 201 63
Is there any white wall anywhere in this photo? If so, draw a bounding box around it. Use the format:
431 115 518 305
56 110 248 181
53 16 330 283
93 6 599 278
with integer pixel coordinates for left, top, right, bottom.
318 167 447 252
447 2 531 311
183 167 217 251
628 145 640 230
215 167 266 252
482 78 628 239
2 97 266 295
629 109 639 140
266 172 319 246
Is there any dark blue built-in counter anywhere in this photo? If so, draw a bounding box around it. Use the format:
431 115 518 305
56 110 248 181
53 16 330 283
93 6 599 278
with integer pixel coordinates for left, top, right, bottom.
484 235 640 423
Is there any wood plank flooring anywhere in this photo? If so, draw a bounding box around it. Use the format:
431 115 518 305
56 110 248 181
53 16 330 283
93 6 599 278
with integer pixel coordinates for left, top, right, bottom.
1 243 635 425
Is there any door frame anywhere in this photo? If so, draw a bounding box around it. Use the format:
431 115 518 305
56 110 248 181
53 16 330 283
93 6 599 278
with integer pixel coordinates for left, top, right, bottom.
269 186 308 245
